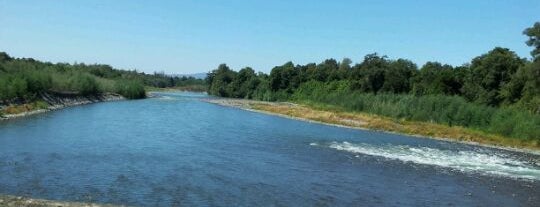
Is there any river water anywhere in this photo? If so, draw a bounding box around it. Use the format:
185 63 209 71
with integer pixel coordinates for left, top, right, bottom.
0 92 539 206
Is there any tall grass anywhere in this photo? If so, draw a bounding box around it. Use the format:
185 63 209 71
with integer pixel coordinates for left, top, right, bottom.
292 81 540 140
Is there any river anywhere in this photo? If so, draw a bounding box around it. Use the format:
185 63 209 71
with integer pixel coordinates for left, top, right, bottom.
0 92 539 206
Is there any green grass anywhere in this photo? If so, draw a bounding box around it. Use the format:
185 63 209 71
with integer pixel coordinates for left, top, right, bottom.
291 81 540 141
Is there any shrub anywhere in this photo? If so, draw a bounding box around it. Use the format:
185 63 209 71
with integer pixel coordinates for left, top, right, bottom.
114 80 146 99
69 73 101 95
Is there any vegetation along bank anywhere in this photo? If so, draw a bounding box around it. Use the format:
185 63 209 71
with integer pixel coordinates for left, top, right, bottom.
205 22 540 150
0 52 206 118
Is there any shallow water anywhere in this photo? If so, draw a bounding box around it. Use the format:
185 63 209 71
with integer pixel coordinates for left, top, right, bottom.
0 92 539 206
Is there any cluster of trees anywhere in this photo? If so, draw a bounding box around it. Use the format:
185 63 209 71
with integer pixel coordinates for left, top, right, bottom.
143 72 205 89
207 23 540 112
207 47 539 111
206 22 540 140
206 65 265 99
0 52 205 101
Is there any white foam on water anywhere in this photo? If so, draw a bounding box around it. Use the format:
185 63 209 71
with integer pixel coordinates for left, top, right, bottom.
315 141 540 180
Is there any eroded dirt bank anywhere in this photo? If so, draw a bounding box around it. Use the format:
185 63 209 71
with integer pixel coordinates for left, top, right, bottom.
0 92 124 120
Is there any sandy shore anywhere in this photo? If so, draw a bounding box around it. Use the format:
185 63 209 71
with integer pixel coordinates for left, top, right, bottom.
0 93 124 121
203 98 540 155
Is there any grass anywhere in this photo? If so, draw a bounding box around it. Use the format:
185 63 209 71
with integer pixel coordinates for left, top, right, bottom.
291 82 540 141
249 101 540 151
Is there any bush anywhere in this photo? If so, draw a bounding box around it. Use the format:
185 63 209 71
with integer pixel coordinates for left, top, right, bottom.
25 70 52 93
114 80 146 99
69 74 101 95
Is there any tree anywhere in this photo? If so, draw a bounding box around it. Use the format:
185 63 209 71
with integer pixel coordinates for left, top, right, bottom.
524 22 540 61
207 64 236 97
412 62 460 95
339 58 352 71
462 47 525 106
231 67 258 98
337 58 352 80
350 54 389 93
269 62 297 91
382 59 417 93
319 59 339 81
502 61 540 113
0 52 12 63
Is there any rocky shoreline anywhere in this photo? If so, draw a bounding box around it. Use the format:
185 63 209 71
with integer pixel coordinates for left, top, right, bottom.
0 92 125 120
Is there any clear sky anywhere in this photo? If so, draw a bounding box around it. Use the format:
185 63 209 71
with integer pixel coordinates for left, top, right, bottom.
1 0 539 74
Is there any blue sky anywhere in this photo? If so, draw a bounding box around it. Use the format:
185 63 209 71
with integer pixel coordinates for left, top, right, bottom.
1 0 539 74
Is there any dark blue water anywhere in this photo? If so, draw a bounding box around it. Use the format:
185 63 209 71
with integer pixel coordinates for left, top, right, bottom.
1 92 539 206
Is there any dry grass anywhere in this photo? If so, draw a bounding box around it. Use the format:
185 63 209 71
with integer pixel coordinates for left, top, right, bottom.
1 101 49 115
248 101 540 151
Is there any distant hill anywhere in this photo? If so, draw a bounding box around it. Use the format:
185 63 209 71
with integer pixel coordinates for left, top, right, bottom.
175 73 207 79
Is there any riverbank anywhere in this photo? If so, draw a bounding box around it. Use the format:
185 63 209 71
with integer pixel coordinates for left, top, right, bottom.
0 92 124 120
0 195 124 207
204 98 540 153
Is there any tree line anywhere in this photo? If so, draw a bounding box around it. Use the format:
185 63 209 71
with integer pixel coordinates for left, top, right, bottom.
0 53 205 101
206 22 540 140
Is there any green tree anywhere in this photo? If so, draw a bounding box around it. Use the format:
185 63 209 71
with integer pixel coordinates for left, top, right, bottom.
412 62 460 95
207 64 236 97
339 58 352 71
350 54 389 93
382 59 417 93
0 52 12 63
336 58 352 80
230 67 258 98
524 22 540 61
503 61 540 113
269 62 297 91
320 59 339 81
462 47 525 106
